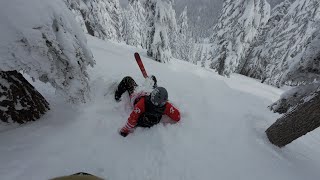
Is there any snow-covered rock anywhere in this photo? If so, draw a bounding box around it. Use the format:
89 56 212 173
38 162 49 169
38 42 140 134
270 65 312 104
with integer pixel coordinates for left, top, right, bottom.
0 71 50 123
0 0 95 103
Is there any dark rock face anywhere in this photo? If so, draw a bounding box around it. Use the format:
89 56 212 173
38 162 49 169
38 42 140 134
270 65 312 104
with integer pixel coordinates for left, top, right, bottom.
0 71 50 124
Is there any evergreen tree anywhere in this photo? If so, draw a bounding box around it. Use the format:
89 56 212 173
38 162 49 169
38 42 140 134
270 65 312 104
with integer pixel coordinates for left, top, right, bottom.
240 0 292 80
194 44 203 65
167 1 179 61
212 0 270 77
146 0 176 63
242 0 320 87
176 6 195 63
65 0 122 41
201 48 208 68
144 0 156 48
64 0 87 32
108 0 123 41
284 25 320 85
260 1 320 148
122 0 146 47
270 0 320 87
177 7 188 41
132 0 148 48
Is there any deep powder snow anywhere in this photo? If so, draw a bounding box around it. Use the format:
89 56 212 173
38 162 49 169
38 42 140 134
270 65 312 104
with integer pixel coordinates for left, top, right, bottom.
1 36 320 180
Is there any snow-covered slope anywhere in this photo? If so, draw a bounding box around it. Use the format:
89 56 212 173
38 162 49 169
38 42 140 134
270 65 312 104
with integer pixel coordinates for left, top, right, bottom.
1 35 320 180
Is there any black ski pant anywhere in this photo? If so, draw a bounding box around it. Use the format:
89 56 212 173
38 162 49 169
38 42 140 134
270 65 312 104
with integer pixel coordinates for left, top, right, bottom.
115 76 138 98
115 76 157 100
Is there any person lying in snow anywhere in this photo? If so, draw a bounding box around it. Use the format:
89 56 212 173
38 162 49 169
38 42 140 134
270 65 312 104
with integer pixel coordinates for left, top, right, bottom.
114 76 181 137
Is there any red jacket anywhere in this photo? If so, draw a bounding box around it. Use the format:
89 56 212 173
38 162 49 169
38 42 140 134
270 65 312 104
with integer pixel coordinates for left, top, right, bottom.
121 97 180 134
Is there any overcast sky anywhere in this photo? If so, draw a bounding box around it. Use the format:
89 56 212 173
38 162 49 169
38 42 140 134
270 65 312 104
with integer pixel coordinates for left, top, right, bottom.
119 0 127 7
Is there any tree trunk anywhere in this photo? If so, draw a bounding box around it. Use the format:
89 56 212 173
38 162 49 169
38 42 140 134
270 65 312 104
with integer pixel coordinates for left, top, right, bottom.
217 42 227 76
266 93 320 147
0 71 50 124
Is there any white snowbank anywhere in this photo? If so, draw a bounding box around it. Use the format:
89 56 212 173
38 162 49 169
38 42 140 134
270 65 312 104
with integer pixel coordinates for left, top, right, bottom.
0 0 95 103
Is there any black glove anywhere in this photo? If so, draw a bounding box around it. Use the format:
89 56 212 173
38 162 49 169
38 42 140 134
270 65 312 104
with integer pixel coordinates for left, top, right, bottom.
120 131 128 137
114 90 121 102
150 75 157 88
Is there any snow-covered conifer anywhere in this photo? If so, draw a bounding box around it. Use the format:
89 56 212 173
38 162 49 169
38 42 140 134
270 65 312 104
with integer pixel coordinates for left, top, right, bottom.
243 0 320 87
274 23 320 105
178 7 188 42
65 0 122 41
122 0 147 48
175 6 195 63
194 45 203 65
0 0 95 103
212 0 270 76
268 0 320 87
240 0 292 80
284 25 320 85
122 4 142 47
201 48 208 67
146 0 176 63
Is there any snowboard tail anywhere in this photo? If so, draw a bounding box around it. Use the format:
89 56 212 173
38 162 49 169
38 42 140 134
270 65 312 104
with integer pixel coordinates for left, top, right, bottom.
134 53 148 78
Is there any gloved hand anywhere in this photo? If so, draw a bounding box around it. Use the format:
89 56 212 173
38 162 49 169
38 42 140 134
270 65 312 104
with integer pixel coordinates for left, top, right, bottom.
150 75 157 88
119 129 129 137
145 75 157 88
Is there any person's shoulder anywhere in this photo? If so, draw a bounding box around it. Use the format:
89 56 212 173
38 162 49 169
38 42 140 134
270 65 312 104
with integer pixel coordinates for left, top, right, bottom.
165 101 174 108
166 101 174 105
165 101 179 110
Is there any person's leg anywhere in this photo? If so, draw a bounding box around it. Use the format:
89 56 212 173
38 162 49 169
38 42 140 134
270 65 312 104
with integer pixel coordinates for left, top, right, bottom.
115 76 138 101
